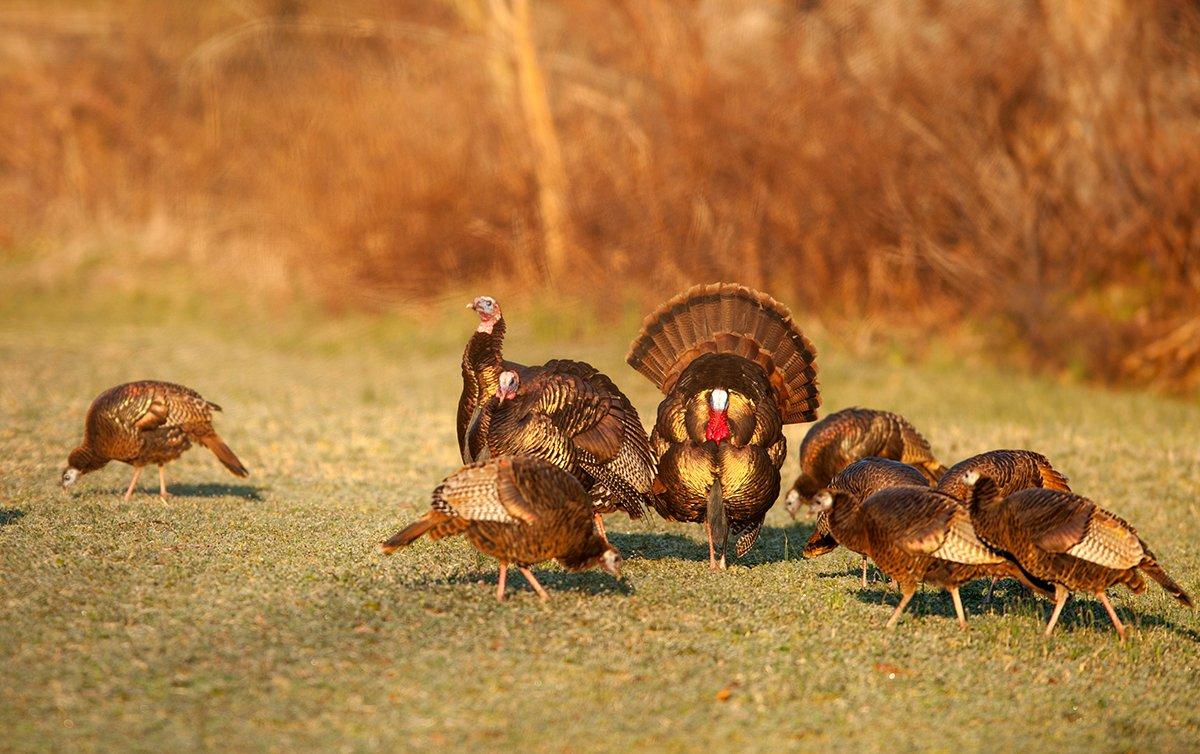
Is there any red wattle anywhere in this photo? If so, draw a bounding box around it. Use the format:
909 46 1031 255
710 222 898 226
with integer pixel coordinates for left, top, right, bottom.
705 410 731 442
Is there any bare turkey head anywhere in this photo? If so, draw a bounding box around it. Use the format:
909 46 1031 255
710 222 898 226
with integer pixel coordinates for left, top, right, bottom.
599 547 623 579
496 370 520 401
468 295 502 333
60 467 80 491
807 489 834 518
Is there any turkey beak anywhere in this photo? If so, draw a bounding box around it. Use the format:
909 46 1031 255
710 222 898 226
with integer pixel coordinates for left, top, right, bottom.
466 301 475 310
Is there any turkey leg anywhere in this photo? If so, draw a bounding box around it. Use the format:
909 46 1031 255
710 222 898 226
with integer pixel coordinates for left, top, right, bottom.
885 585 917 629
518 567 550 600
1044 584 1070 636
122 467 144 501
496 563 509 602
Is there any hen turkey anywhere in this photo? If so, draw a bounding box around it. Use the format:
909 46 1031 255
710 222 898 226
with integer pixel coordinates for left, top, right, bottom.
475 361 656 535
964 472 1192 640
458 295 539 464
61 380 248 500
937 449 1070 503
380 456 623 601
810 484 1052 629
785 407 945 517
802 457 931 585
627 283 820 568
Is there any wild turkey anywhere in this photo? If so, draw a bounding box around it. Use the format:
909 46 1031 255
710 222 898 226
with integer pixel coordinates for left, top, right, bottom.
810 485 1052 629
936 449 1072 602
459 295 537 464
627 283 820 568
474 361 656 536
61 380 248 500
963 472 1193 640
802 457 931 585
785 407 946 517
380 456 623 601
937 449 1070 503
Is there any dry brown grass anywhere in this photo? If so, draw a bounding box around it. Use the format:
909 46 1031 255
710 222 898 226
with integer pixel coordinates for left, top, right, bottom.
2 0 1199 391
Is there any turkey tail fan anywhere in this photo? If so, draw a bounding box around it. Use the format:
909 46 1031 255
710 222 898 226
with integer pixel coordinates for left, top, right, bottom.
626 283 820 424
380 514 437 553
1140 558 1194 608
199 433 249 477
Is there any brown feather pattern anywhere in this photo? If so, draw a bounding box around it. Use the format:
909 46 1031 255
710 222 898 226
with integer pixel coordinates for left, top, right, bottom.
803 457 931 558
626 282 820 424
967 484 1193 609
479 360 656 519
787 407 946 503
821 485 1054 623
937 449 1070 503
630 284 820 563
66 380 247 478
380 456 616 574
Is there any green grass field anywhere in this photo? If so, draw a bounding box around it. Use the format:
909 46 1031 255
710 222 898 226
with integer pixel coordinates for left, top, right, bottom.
2 293 1199 753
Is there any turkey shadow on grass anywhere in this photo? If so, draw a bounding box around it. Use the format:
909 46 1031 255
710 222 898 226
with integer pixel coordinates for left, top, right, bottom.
741 520 818 566
0 508 25 526
850 581 1048 620
410 569 635 599
607 520 816 567
1044 597 1200 642
156 483 264 500
607 531 709 563
848 583 1200 639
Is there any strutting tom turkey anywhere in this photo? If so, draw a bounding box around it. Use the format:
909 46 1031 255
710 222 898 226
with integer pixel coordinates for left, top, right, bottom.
380 455 623 602
785 407 946 517
61 380 248 500
627 283 820 568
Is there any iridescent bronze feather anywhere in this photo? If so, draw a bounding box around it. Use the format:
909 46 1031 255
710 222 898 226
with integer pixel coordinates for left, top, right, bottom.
458 296 542 463
628 283 820 568
380 456 623 601
785 407 946 516
936 449 1071 503
62 380 248 500
964 474 1193 640
476 360 657 533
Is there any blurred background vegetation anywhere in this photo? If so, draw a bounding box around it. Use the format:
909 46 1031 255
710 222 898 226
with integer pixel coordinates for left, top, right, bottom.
2 0 1198 395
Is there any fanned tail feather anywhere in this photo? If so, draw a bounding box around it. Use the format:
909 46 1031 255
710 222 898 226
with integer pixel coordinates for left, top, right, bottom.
626 283 820 424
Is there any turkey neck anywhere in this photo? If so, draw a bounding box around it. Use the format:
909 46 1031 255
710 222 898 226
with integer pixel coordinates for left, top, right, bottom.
966 488 1004 539
826 494 868 552
557 536 609 571
465 316 506 395
67 444 108 474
